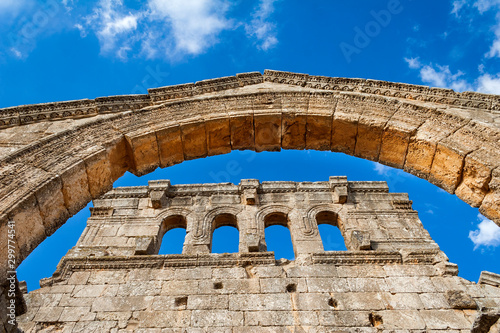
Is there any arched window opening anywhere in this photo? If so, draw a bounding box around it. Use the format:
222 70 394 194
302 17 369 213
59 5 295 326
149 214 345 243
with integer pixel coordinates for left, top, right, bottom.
211 213 239 253
158 215 187 254
264 212 295 260
316 211 347 251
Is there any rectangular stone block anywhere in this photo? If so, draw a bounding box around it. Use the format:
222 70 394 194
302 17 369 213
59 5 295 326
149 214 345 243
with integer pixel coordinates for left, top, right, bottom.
228 294 291 311
187 295 229 310
205 118 231 156
377 310 426 329
84 148 113 198
456 149 499 207
306 115 332 150
419 309 472 329
254 114 281 152
136 310 191 328
60 160 92 216
156 125 184 167
91 296 153 312
318 310 371 327
230 115 254 150
180 121 208 160
125 131 160 176
281 113 306 150
191 310 243 327
260 278 307 293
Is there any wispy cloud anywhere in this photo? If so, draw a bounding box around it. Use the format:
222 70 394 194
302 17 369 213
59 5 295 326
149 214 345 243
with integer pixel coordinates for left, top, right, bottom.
453 0 500 59
451 0 466 16
245 0 278 51
405 60 500 94
469 214 500 250
81 0 141 59
147 0 232 56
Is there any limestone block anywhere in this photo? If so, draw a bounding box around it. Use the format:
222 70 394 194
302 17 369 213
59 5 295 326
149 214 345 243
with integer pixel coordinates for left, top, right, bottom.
161 280 199 295
445 290 477 309
134 236 156 255
8 195 46 262
306 277 348 293
91 296 153 312
376 310 426 329
479 168 500 225
88 270 128 285
254 113 281 152
136 310 190 328
180 121 208 160
382 292 424 310
306 115 332 151
205 117 231 156
191 310 243 327
228 294 291 311
348 230 371 250
229 115 255 150
331 98 363 154
60 160 92 216
117 281 162 296
198 279 261 295
317 310 371 327
355 101 398 162
34 176 70 236
259 278 307 293
187 295 229 310
479 271 500 288
419 309 472 330
84 148 113 198
58 307 94 322
243 311 294 326
281 113 306 149
156 125 184 167
33 306 63 322
125 131 160 176
456 149 499 207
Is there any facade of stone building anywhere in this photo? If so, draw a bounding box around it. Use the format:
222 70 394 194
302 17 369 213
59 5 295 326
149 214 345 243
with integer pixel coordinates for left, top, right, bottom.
16 177 500 332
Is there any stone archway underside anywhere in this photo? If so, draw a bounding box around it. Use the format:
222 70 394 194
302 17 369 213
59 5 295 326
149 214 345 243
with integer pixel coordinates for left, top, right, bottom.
1 69 500 274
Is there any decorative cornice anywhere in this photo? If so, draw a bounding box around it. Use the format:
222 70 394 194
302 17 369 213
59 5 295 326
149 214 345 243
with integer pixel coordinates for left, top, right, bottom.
1 69 498 130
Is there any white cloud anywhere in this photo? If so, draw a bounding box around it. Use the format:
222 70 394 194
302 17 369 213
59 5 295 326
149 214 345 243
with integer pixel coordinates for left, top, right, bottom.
245 0 278 51
477 73 500 93
419 64 471 92
147 0 232 55
474 0 500 14
469 214 500 249
404 57 421 69
83 0 140 56
10 47 22 58
451 0 466 16
405 60 500 94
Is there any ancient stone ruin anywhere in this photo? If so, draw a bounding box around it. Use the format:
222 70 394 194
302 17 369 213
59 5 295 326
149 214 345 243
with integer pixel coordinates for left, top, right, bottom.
1 70 500 331
15 178 500 331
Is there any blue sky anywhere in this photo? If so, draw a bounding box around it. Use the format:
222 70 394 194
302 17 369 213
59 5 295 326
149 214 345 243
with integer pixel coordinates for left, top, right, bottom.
2 0 499 290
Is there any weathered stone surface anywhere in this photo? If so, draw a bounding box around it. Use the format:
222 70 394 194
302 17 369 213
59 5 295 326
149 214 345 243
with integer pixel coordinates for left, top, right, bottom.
14 176 500 332
4 70 500 331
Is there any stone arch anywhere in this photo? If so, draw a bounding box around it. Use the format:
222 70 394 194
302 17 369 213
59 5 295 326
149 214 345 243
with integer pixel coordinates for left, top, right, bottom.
256 204 293 231
155 208 191 254
307 204 348 251
305 204 344 235
198 206 242 241
1 70 500 277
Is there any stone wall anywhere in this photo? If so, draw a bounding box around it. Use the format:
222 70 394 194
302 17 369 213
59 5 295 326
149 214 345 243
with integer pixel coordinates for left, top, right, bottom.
15 178 500 332
1 70 500 289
